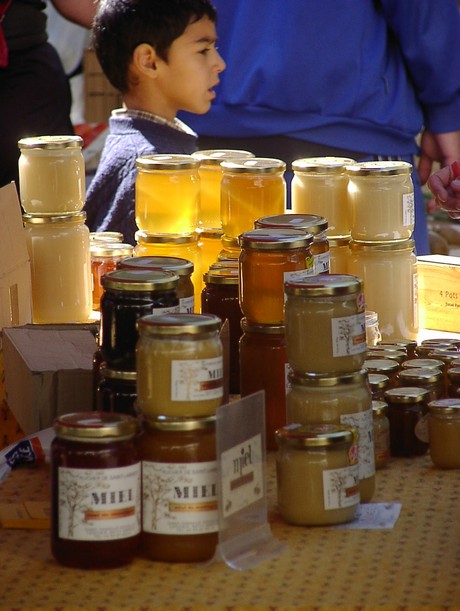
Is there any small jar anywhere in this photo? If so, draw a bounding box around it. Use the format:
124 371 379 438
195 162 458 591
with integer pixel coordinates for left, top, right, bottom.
384 387 430 456
415 343 457 358
201 268 243 396
328 236 350 274
428 398 460 469
239 319 289 451
97 367 138 417
140 415 218 562
51 412 141 569
254 213 330 275
419 337 460 350
284 274 367 374
136 313 224 418
135 154 200 235
346 160 414 241
220 157 286 241
119 255 195 314
191 149 254 231
18 135 85 215
239 228 314 325
291 156 354 237
398 367 444 403
348 239 418 341
368 373 390 401
198 230 225 291
447 366 460 399
379 339 418 360
286 369 375 502
90 242 134 311
275 423 359 526
364 358 400 388
366 349 405 366
365 311 382 347
100 269 180 371
372 400 390 469
90 231 124 243
401 358 445 373
24 212 92 323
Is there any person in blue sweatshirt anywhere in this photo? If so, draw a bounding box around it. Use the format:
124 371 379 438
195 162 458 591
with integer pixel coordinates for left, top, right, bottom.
181 0 460 255
84 0 225 244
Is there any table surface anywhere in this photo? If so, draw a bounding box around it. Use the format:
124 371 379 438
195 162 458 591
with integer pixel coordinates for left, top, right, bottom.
1 451 460 610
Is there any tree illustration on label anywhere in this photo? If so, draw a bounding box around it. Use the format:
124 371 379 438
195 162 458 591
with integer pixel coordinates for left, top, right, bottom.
59 471 109 537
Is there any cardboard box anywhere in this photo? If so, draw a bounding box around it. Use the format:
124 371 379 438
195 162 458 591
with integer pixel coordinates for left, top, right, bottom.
2 325 98 434
84 48 122 123
0 183 32 329
417 254 460 333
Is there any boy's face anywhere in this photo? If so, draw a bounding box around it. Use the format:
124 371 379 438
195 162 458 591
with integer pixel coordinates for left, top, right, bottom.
154 15 225 119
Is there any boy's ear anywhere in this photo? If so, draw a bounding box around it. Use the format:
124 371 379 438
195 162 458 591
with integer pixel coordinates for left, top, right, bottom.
132 43 159 78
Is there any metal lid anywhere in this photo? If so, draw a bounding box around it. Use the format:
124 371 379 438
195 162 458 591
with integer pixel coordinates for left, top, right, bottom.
18 135 83 150
254 213 328 235
192 149 254 165
401 358 445 370
203 267 239 285
364 358 400 374
366 349 405 364
368 373 390 390
345 160 412 176
144 414 216 432
100 367 137 381
54 411 138 440
398 367 443 385
372 400 388 417
384 386 430 404
137 312 222 336
90 231 124 243
90 243 134 258
101 268 179 291
447 366 460 381
428 398 460 416
23 211 87 224
136 154 199 171
329 236 351 247
239 228 313 250
284 273 363 297
135 230 199 245
350 239 415 252
288 369 368 388
275 423 354 448
241 317 285 335
221 157 286 174
292 156 355 173
420 337 460 348
119 255 194 276
378 339 418 350
199 229 224 240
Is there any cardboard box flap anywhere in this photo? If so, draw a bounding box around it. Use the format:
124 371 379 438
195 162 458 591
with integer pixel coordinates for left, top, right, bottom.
0 183 30 277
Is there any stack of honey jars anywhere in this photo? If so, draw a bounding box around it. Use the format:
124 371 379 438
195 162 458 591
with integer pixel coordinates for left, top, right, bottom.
18 135 92 323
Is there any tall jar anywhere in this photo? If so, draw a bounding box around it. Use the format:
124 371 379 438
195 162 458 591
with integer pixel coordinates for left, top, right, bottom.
51 412 141 569
346 160 414 241
284 273 367 374
239 318 289 451
348 239 418 341
18 135 85 215
135 154 200 235
384 387 430 456
191 149 254 231
254 213 330 275
90 242 134 311
291 156 355 237
427 398 460 469
24 211 92 323
220 157 286 242
100 268 180 371
239 228 314 325
136 313 224 418
286 369 375 502
140 415 218 562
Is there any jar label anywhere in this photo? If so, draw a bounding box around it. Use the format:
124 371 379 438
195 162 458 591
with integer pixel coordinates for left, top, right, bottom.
154 304 181 315
171 356 224 401
402 192 415 227
142 460 218 534
57 463 141 541
179 295 195 314
284 268 315 282
340 409 376 479
331 312 367 357
314 251 330 274
323 463 360 510
413 270 419 329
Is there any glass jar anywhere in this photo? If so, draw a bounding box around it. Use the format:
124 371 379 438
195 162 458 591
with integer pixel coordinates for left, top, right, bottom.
220 157 286 242
191 149 254 231
24 211 92 323
447 366 460 398
286 369 375 502
348 239 418 341
384 387 430 456
428 398 460 469
100 268 180 371
372 400 390 469
416 342 458 358
136 313 224 418
401 358 445 373
239 228 314 325
90 231 124 243
365 311 382 347
364 358 400 388
284 274 367 374
346 160 414 241
135 154 200 235
239 319 289 452
198 230 224 291
96 367 138 417
398 367 444 403
90 242 134 311
291 156 354 237
140 415 218 562
368 373 390 401
51 412 141 568
379 339 418 360
254 213 330 275
275 423 359 526
201 268 242 396
18 135 85 215
119 255 195 314
366 348 406 366
328 236 350 274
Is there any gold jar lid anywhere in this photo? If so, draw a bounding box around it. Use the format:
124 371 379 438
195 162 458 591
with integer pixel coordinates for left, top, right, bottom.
379 339 417 351
349 239 415 252
364 358 400 375
199 229 224 240
100 367 137 381
119 255 194 276
428 398 460 416
192 149 254 165
420 337 460 347
368 373 390 391
135 230 199 245
239 228 313 250
203 268 239 285
285 273 363 297
54 411 138 441
288 369 368 388
345 160 412 176
23 211 87 224
401 358 445 370
208 261 239 271
221 157 286 174
255 213 328 236
241 318 285 335
90 243 134 258
372 400 388 417
292 156 355 173
136 154 199 171
90 231 124 243
398 367 443 385
276 423 354 448
384 387 430 404
18 135 83 150
101 268 179 292
366 349 405 365
137 312 222 336
329 236 351 247
144 414 216 432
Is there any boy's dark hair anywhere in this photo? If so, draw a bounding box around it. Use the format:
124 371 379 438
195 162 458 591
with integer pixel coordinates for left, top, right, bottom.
91 0 218 93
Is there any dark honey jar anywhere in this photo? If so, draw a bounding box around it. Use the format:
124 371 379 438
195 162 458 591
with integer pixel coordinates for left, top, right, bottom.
97 366 138 417
384 387 430 456
51 412 141 568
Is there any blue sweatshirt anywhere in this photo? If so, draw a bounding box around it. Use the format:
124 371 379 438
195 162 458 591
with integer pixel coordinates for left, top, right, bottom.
182 0 460 157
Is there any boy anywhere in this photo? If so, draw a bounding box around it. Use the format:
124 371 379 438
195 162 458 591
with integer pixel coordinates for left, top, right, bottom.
84 0 225 244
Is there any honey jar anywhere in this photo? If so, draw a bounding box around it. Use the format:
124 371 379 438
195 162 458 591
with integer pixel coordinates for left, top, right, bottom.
368 373 390 400
328 236 350 274
384 387 430 456
51 412 141 568
198 230 225 290
372 400 390 469
96 367 138 417
398 367 444 403
90 231 124 243
91 242 134 311
364 358 400 388
379 339 418 360
428 398 460 469
447 366 460 398
275 423 359 525
239 228 314 325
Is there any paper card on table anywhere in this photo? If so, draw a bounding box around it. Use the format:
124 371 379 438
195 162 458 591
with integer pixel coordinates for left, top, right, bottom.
334 502 402 529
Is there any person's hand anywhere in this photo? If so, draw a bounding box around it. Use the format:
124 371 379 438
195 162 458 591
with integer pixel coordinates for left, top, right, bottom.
427 161 460 219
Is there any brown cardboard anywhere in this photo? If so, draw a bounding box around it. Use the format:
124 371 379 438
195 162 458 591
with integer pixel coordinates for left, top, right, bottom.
0 183 32 329
2 326 97 434
418 255 460 333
